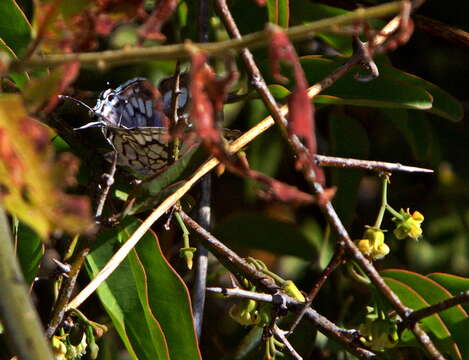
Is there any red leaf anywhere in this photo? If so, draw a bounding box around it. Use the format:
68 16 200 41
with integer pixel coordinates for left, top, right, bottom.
189 51 238 162
44 61 80 113
0 129 24 186
267 25 325 183
138 0 177 41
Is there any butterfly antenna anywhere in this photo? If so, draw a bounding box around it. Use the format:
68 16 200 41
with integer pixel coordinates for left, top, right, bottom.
59 95 95 113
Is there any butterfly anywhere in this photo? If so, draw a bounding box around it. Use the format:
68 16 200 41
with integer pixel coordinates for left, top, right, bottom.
62 76 190 176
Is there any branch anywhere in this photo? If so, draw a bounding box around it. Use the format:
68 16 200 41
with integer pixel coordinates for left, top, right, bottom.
192 0 211 340
216 1 444 358
0 207 54 359
207 287 376 359
406 291 469 324
9 1 403 71
315 155 434 173
287 248 345 334
46 247 90 338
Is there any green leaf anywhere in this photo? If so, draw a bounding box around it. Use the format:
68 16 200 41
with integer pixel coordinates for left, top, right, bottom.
382 269 468 359
427 273 469 313
382 277 459 359
15 221 43 285
0 95 92 238
329 111 369 227
378 65 463 122
0 0 32 56
267 0 289 28
300 56 433 110
86 217 201 360
213 213 318 260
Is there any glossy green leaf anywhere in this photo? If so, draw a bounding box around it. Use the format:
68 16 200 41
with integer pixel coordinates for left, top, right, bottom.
378 65 463 122
329 112 369 227
382 277 459 358
86 217 201 360
383 269 468 359
0 0 32 56
267 0 289 28
14 221 43 285
427 273 469 313
213 213 318 260
301 56 433 110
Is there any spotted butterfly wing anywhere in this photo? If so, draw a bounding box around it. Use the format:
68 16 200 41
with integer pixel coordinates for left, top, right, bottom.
90 78 174 175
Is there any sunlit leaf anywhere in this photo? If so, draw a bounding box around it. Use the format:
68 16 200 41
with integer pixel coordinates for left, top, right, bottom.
382 277 460 359
86 217 202 360
383 269 468 359
0 0 32 56
427 273 469 313
0 95 92 238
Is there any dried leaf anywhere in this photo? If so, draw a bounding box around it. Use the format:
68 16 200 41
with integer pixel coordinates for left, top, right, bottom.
138 0 177 41
189 51 238 162
267 24 325 183
0 95 92 238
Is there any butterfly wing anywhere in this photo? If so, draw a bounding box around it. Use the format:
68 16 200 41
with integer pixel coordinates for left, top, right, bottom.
94 78 166 128
107 126 171 175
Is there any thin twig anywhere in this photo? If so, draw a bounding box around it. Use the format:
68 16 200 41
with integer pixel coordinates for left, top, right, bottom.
315 154 434 173
273 325 303 360
46 247 89 338
192 0 211 339
10 1 403 71
95 151 118 219
207 287 376 359
287 248 345 334
216 1 445 358
181 211 278 292
406 291 469 324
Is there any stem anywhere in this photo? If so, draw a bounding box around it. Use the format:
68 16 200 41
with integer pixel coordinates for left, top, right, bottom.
10 1 403 71
373 175 388 229
192 0 211 340
0 207 54 360
385 204 402 218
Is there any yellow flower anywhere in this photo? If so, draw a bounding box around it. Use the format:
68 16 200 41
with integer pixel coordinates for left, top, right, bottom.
354 227 389 260
393 209 424 240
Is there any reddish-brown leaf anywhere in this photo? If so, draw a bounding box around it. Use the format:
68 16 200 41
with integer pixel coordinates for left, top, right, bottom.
138 0 177 41
44 61 80 113
189 51 238 162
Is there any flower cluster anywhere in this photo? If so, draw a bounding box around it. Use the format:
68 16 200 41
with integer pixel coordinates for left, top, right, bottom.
359 307 399 351
392 209 424 240
355 227 390 260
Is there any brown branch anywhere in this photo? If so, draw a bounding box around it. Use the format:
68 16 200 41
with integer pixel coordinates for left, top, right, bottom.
193 0 211 340
406 291 469 324
215 1 445 359
287 248 345 334
45 247 89 338
9 1 403 71
207 287 376 359
179 210 278 292
315 155 434 173
415 15 469 47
